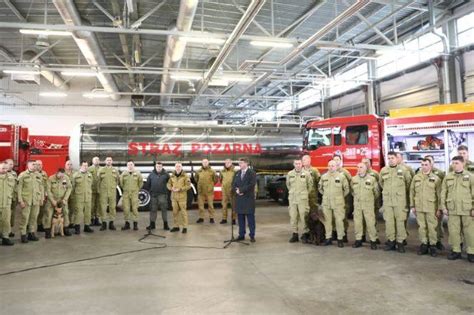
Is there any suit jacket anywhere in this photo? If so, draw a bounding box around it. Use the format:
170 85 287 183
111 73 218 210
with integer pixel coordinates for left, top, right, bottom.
232 168 257 215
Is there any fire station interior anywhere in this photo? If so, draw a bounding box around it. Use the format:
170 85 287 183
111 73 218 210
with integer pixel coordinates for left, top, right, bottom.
1 1 473 314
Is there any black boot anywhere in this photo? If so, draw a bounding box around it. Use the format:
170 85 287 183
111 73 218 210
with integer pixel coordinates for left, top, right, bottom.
468 254 474 263
375 238 381 245
361 235 367 243
352 240 362 248
324 239 332 246
342 235 348 243
37 224 45 232
182 228 187 234
2 238 14 246
337 240 344 248
447 251 462 260
301 233 310 244
384 241 396 251
147 221 156 231
100 222 107 231
94 217 101 226
397 242 406 253
429 246 438 257
210 218 215 224
170 227 180 232
163 221 169 230
27 233 39 241
64 227 72 236
417 243 428 255
289 233 299 243
370 241 377 250
74 225 81 235
232 219 236 225
331 231 337 241
435 241 445 251
84 225 94 233
196 218 204 224
133 222 138 231
45 229 51 239
9 232 15 238
220 220 227 224
109 221 116 231
21 234 28 243
121 221 131 231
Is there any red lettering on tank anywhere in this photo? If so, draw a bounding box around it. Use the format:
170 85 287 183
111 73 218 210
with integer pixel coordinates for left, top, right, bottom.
202 143 212 154
234 143 242 153
149 143 159 155
162 144 171 155
212 143 221 154
139 142 148 155
172 143 182 156
223 143 232 155
128 142 138 156
243 144 252 154
254 143 262 154
191 143 201 154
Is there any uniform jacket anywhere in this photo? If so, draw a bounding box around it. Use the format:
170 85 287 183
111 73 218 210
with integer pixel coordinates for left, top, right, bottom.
304 166 320 205
409 172 441 213
71 171 93 203
88 165 100 193
17 170 43 205
167 171 191 201
47 174 72 204
120 170 144 195
220 166 236 193
319 171 349 209
379 165 412 208
351 174 380 209
97 166 119 195
0 173 16 208
232 168 257 215
440 170 474 216
286 169 313 204
145 169 170 196
195 167 218 194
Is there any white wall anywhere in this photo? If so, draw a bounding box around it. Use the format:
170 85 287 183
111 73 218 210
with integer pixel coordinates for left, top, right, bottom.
0 76 133 135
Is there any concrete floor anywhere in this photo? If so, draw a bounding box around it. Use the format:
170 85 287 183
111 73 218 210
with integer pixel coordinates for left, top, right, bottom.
0 201 473 315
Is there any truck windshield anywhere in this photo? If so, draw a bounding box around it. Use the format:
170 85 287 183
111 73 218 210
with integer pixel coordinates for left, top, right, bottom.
306 128 332 150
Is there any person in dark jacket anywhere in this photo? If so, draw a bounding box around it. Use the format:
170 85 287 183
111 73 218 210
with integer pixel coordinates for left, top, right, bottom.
232 158 257 242
145 162 170 230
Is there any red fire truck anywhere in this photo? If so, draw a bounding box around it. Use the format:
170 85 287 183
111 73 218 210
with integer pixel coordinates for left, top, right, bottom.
304 103 474 175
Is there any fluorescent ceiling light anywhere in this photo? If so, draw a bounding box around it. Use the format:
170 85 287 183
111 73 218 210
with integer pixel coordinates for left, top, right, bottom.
170 73 203 81
83 92 110 99
39 92 67 97
222 75 253 82
182 37 225 45
209 79 229 87
61 71 97 77
250 41 294 48
3 69 39 75
20 29 72 36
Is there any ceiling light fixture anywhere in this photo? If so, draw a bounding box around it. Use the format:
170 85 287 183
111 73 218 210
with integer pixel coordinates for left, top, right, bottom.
170 72 203 81
19 29 72 36
61 71 98 77
83 92 110 98
250 40 294 48
3 69 39 75
39 92 68 97
182 37 226 45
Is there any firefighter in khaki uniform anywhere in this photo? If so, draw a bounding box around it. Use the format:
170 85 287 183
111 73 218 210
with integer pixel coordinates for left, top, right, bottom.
441 156 474 263
35 160 48 233
333 155 352 242
44 169 72 238
195 159 218 223
379 152 412 253
351 163 380 250
88 156 101 226
167 163 191 233
120 161 143 231
5 159 17 238
409 158 442 257
287 159 313 243
97 157 119 231
319 160 350 248
64 160 75 228
220 159 236 225
17 160 43 243
302 154 321 210
71 162 94 235
0 161 16 246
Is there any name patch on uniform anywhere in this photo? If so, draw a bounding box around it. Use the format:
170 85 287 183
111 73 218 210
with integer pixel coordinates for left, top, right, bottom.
335 178 341 183
397 170 403 175
463 175 470 181
365 180 372 186
429 177 436 182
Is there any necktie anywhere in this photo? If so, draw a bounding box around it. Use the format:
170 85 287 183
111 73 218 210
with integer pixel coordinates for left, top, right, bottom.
241 170 245 180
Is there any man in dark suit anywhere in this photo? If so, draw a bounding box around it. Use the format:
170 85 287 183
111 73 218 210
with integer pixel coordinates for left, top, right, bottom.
232 158 257 243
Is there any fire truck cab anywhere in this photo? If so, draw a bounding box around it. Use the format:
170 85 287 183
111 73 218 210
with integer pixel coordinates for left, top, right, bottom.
304 115 384 175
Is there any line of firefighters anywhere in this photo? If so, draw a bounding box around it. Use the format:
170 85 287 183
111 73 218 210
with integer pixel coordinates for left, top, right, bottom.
0 155 242 246
286 146 474 263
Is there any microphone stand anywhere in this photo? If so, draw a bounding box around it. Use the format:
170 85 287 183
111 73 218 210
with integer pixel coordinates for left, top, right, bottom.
223 196 249 248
